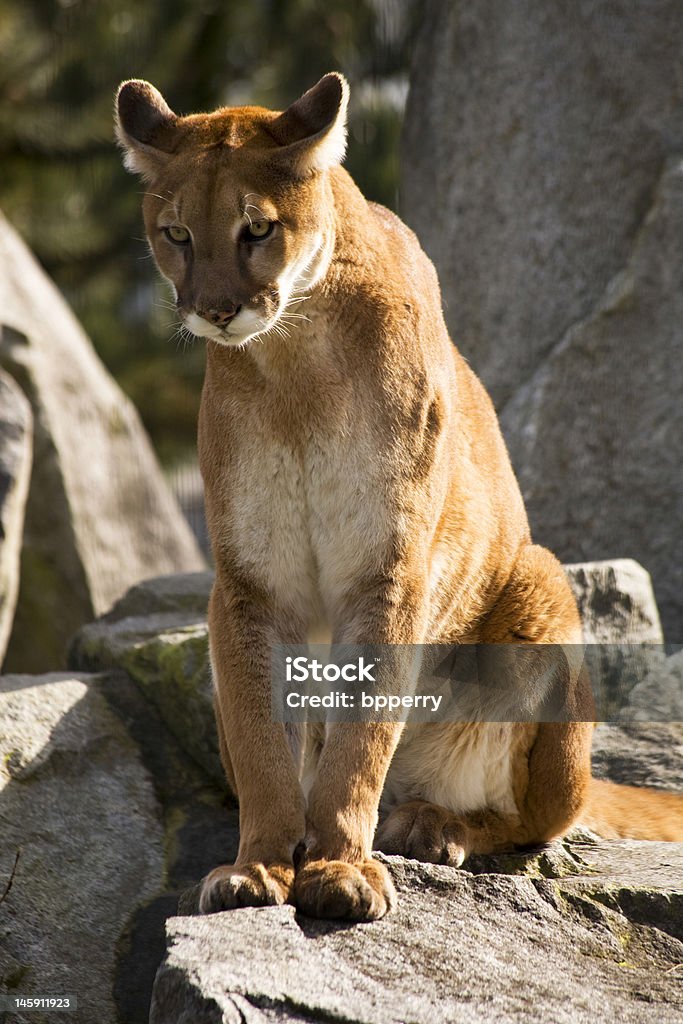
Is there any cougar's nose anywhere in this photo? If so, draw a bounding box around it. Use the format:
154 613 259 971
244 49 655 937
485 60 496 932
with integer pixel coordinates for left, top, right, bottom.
198 304 242 327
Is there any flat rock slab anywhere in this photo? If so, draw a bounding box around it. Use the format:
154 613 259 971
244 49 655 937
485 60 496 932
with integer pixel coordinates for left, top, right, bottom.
70 575 219 783
151 850 683 1024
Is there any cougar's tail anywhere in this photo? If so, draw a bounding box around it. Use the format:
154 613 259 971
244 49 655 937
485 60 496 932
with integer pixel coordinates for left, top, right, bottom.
580 777 683 841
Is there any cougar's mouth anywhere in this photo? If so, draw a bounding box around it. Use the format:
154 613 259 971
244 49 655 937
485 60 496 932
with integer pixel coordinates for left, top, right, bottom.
183 287 305 348
184 308 270 347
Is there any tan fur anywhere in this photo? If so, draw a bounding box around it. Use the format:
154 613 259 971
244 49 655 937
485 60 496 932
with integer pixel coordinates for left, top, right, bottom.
581 778 683 841
116 74 683 921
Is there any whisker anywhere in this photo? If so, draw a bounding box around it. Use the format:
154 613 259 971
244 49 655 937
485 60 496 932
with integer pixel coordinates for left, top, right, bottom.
241 193 268 226
164 317 195 354
139 191 175 204
265 320 290 342
178 326 195 353
278 320 307 334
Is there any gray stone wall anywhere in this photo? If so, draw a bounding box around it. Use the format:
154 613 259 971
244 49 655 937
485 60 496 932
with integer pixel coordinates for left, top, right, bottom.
401 1 683 639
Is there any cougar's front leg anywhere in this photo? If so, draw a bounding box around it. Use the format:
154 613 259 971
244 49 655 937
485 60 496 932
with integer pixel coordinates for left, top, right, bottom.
294 579 427 921
294 720 404 920
199 581 306 913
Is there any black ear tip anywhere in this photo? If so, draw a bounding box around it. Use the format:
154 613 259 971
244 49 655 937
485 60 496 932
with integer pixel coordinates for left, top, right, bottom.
318 72 349 106
116 82 132 121
115 79 175 141
116 79 155 117
116 79 144 103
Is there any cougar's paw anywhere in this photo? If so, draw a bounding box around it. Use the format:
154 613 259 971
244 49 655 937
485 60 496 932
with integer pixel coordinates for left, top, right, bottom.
199 862 294 914
294 859 396 921
375 801 468 867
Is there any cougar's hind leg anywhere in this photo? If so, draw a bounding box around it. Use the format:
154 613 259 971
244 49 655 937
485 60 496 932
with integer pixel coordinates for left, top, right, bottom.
376 545 594 863
376 797 524 866
468 544 594 846
482 543 582 645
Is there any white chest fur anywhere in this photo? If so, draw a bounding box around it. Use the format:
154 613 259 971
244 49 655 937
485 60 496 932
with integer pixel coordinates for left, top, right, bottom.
228 427 393 631
229 439 316 622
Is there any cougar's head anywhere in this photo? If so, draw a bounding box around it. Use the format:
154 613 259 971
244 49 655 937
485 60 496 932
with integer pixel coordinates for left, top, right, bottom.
115 74 348 346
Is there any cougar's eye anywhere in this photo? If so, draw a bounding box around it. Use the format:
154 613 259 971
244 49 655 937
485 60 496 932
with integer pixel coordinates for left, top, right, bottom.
245 219 273 241
165 225 190 244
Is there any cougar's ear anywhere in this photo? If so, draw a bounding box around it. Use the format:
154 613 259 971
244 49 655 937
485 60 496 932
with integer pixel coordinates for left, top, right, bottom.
115 80 178 180
268 73 349 177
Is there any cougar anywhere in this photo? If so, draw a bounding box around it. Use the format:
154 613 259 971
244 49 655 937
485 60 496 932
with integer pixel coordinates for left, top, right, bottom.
116 72 683 921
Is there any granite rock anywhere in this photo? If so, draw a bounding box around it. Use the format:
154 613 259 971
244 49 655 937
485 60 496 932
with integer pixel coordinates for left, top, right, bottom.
69 572 219 782
0 673 164 1023
401 0 683 639
0 371 32 666
0 210 205 673
150 845 683 1024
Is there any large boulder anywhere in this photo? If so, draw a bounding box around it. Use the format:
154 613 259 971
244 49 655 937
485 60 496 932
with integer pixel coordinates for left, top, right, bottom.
0 668 236 1024
401 1 683 640
0 673 164 1023
151 841 683 1024
0 370 32 664
0 209 205 673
